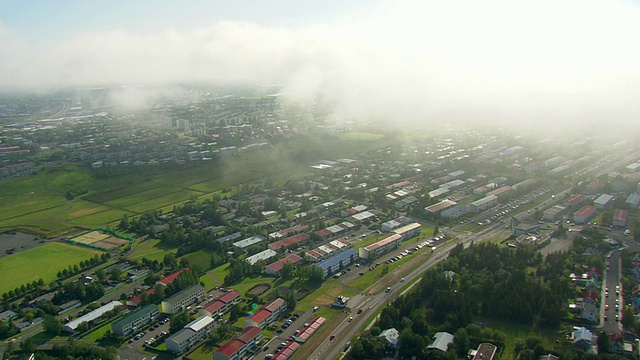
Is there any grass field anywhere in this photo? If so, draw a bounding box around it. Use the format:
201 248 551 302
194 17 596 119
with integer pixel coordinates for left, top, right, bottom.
130 238 176 262
0 242 102 295
82 321 112 341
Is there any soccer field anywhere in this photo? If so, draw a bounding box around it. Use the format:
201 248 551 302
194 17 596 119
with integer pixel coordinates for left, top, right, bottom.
0 242 102 295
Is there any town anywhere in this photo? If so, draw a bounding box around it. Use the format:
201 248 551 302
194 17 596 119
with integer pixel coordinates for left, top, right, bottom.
1 87 640 360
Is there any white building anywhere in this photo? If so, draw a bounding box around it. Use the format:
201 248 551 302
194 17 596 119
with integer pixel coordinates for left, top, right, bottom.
165 315 215 354
64 301 123 333
441 204 468 219
469 195 498 212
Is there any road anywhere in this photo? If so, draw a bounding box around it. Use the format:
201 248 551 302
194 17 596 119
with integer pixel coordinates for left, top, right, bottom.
309 222 510 360
601 249 622 333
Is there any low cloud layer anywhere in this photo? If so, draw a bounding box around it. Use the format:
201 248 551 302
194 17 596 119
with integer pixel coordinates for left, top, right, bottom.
2 0 640 132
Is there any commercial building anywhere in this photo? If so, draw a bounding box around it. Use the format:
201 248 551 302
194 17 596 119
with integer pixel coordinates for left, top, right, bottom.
574 205 598 224
214 326 264 360
543 205 567 221
244 298 287 329
111 304 159 336
358 234 402 260
161 285 205 314
64 300 123 333
613 209 628 227
594 194 615 209
165 315 215 354
293 316 326 343
316 249 358 277
469 195 498 213
626 193 640 209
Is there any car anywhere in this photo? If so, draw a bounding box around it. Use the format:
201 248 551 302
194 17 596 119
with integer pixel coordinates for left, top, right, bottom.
304 322 309 327
400 277 405 282
605 304 609 310
385 287 391 293
604 315 608 322
313 306 319 312
276 329 283 333
295 329 300 334
330 334 336 341
265 354 274 360
349 316 353 322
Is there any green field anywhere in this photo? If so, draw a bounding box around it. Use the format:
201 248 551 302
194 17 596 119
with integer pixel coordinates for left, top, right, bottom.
0 242 102 295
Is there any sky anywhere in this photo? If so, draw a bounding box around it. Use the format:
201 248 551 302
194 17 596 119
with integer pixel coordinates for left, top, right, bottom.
1 0 640 132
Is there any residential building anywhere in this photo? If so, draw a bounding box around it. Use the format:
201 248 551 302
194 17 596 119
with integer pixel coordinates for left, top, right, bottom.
581 302 597 323
441 204 468 219
564 194 586 208
156 268 189 287
488 186 512 200
198 290 241 318
161 285 205 314
111 304 159 336
215 326 264 360
233 235 266 249
359 234 402 260
244 298 287 329
573 327 592 350
379 328 400 348
472 343 498 360
425 200 457 215
265 254 303 275
165 315 215 354
469 195 498 213
304 238 352 262
245 249 277 265
427 332 454 352
394 223 422 240
380 219 402 233
316 249 358 277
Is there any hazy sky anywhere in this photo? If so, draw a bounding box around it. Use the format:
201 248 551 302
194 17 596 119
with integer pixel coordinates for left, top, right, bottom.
2 0 640 131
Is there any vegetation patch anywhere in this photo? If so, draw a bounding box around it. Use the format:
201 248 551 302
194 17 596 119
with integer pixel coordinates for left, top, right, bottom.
0 242 101 295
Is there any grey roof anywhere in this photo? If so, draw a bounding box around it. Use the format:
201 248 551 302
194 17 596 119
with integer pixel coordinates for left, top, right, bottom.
379 328 400 346
428 332 454 352
317 249 358 271
233 235 266 249
65 301 123 331
215 232 242 243
167 328 196 344
594 194 614 205
164 285 205 305
0 310 17 322
112 304 158 328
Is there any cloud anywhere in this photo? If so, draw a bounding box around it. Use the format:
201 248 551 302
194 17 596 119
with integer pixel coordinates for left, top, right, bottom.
1 0 640 132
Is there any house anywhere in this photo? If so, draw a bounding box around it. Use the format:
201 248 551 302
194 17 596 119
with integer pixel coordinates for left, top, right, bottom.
111 304 160 336
427 332 454 352
165 315 215 354
160 285 205 314
246 249 278 265
573 327 593 350
581 302 597 323
0 310 18 322
156 268 189 287
609 333 624 354
379 328 400 348
471 343 498 360
626 194 640 209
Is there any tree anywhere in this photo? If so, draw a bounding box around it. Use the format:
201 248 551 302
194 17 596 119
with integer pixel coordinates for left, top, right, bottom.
43 315 63 335
110 268 122 282
20 337 36 354
169 312 191 333
280 262 295 280
597 330 610 354
622 305 635 331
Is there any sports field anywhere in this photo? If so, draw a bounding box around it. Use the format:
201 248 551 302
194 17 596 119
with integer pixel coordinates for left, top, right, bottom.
0 242 102 295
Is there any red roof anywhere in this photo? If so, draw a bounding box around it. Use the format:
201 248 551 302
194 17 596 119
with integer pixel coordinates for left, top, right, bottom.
248 309 271 323
614 209 628 223
315 229 332 238
266 254 303 273
216 339 245 356
156 268 189 286
575 205 597 218
129 287 156 305
218 290 241 304
564 194 585 205
202 300 225 314
273 341 300 359
238 326 262 343
264 298 286 313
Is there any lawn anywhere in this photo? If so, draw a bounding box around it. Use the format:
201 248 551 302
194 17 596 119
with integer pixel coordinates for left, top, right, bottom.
0 242 102 295
82 321 112 341
488 321 559 359
130 238 176 262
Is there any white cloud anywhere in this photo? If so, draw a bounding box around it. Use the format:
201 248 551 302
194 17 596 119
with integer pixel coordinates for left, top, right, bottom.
1 0 640 131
